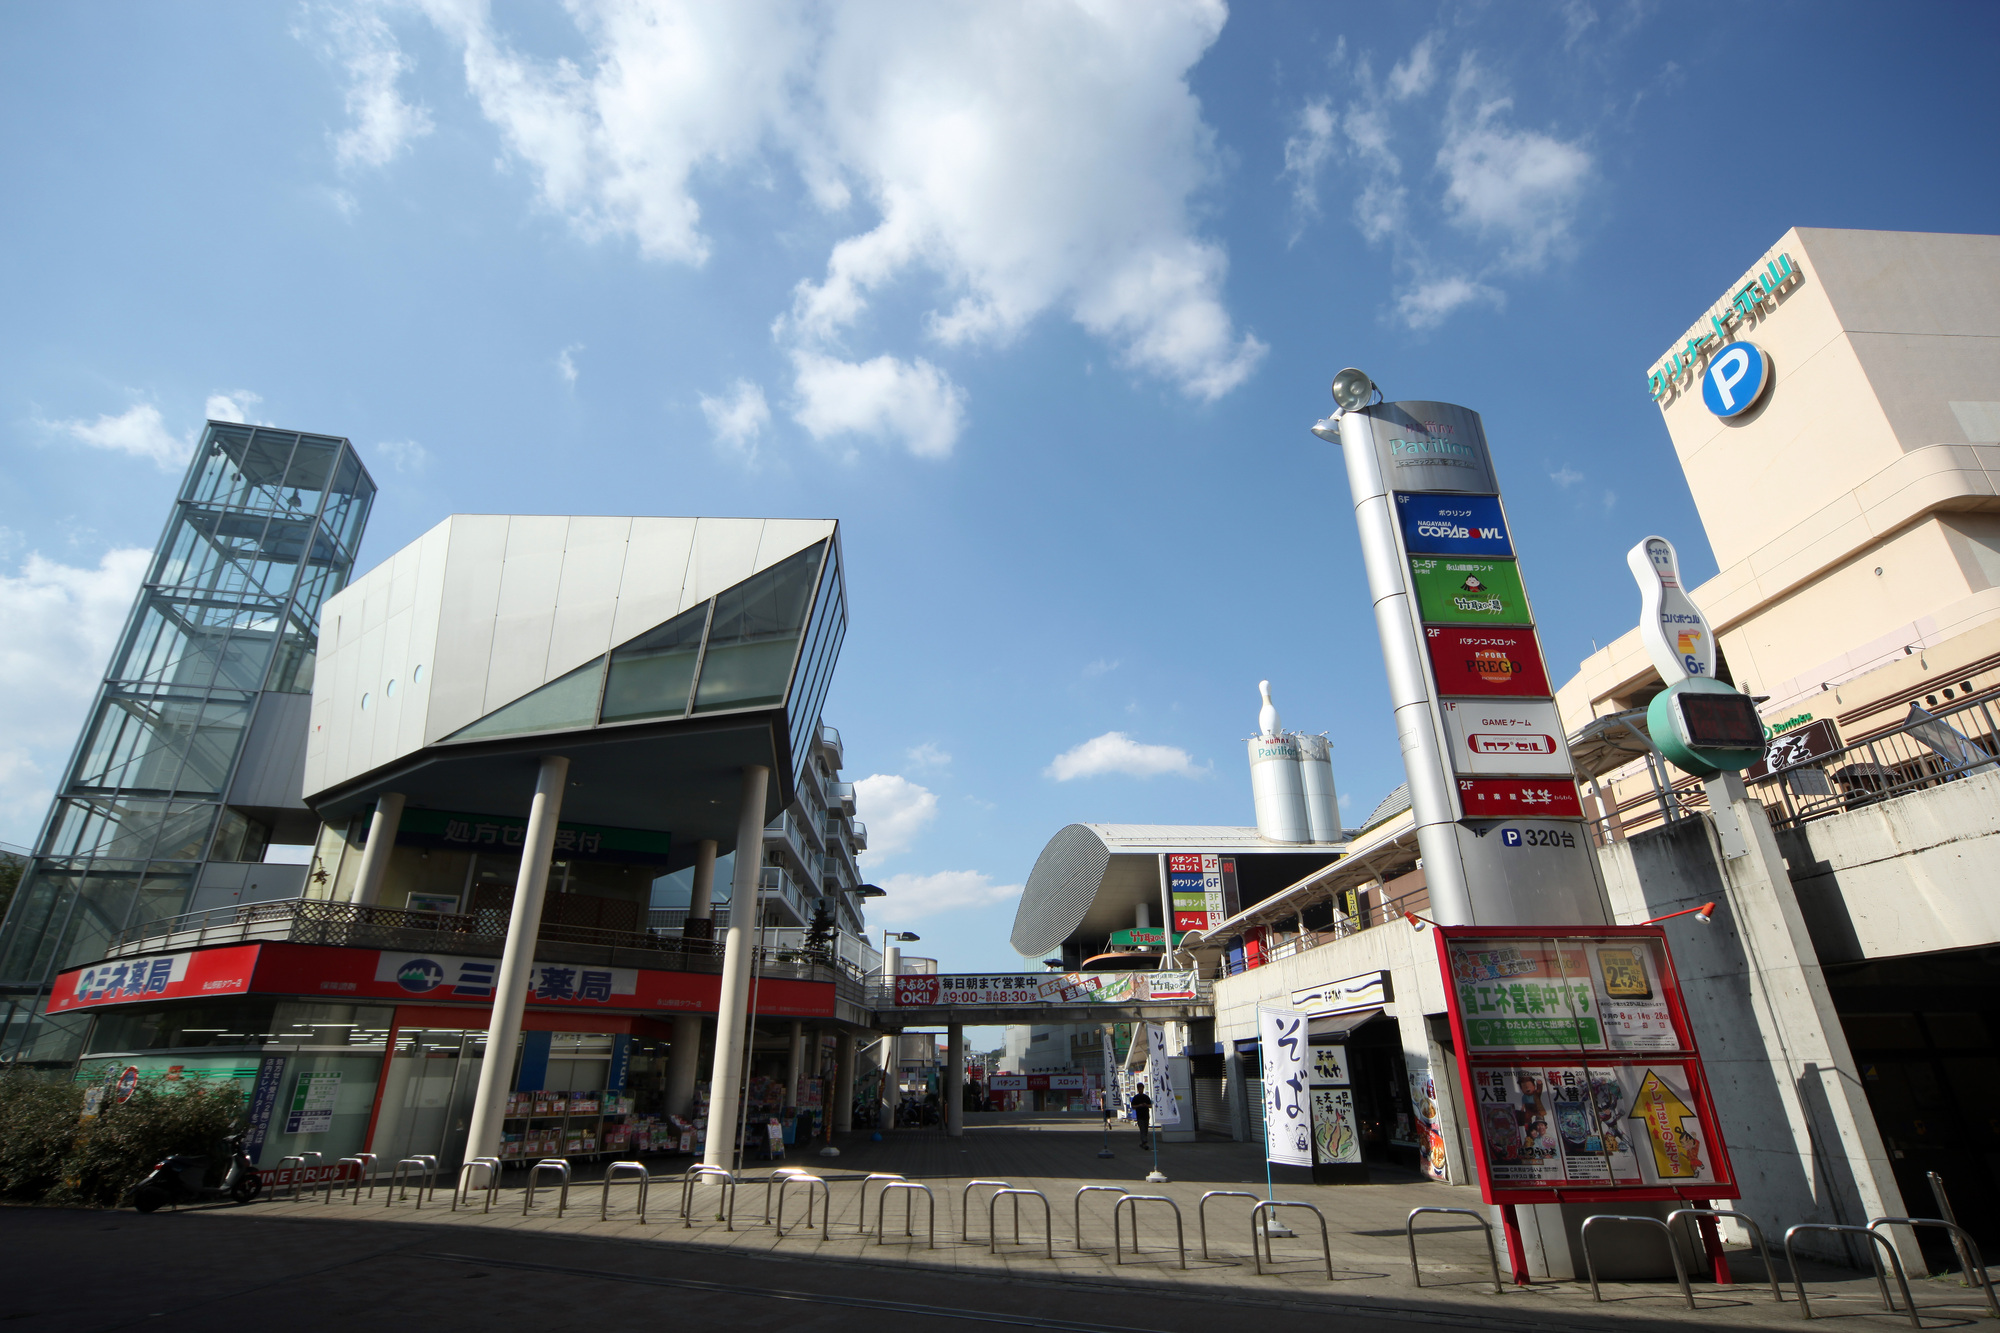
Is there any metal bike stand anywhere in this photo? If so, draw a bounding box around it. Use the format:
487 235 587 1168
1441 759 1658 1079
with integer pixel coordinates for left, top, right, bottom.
1076 1185 1129 1252
524 1159 572 1218
454 1157 502 1213
409 1154 440 1206
1198 1191 1259 1264
387 1157 432 1209
330 1157 367 1206
601 1161 649 1223
1869 1217 2000 1319
878 1182 937 1251
1405 1206 1503 1294
775 1173 831 1241
277 1155 307 1201
760 1167 811 1224
988 1189 1052 1259
350 1152 377 1203
1582 1215 1693 1309
1667 1207 1783 1303
1784 1223 1917 1327
960 1180 1011 1243
1114 1195 1185 1270
296 1152 324 1200
679 1165 736 1230
857 1173 906 1236
1248 1201 1332 1280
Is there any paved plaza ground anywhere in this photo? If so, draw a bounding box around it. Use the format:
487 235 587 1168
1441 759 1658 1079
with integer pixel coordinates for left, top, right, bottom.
11 1112 1994 1331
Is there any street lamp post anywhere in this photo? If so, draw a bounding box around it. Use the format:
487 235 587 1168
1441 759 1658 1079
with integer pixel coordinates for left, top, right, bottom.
879 930 919 1132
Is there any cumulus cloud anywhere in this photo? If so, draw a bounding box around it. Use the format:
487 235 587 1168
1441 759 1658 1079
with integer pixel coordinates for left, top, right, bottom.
46 404 186 470
1399 275 1503 330
790 351 965 459
332 0 1262 451
853 772 938 862
700 379 772 460
1436 58 1592 271
1045 731 1204 781
0 548 150 844
316 1 435 170
905 742 951 770
204 390 264 424
374 439 430 472
870 869 1022 924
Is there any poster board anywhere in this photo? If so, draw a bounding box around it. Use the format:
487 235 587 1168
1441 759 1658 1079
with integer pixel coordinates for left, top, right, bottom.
1434 924 1737 1204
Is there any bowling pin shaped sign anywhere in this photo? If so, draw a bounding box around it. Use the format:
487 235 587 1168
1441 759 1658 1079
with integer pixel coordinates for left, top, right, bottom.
1628 536 1714 683
1257 680 1282 740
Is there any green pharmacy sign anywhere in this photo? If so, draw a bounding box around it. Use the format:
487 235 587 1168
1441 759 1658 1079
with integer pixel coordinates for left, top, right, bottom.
1409 557 1531 626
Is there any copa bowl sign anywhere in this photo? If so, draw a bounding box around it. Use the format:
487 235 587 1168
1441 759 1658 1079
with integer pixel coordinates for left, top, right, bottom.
1701 341 1770 418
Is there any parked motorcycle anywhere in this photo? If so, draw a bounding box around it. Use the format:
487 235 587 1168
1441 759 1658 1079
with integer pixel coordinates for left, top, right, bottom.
129 1131 262 1212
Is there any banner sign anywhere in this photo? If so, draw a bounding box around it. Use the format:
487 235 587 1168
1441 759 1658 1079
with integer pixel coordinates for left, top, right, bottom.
986 1073 1085 1091
893 971 1197 1007
397 808 673 866
1440 699 1570 778
53 945 260 1011
1144 1022 1181 1126
1455 778 1585 819
1425 626 1554 697
1257 1006 1310 1165
1290 970 1388 1014
1166 852 1227 934
1100 1026 1123 1117
1435 925 1736 1204
1409 557 1531 625
1396 493 1513 556
1744 717 1840 782
255 1160 361 1190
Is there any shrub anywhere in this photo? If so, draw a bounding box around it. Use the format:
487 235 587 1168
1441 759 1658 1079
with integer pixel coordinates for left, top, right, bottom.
0 1072 246 1207
0 1072 84 1201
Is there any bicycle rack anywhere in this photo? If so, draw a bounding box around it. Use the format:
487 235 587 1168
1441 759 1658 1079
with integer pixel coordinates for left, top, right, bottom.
1249 1201 1331 1280
387 1156 437 1208
329 1157 367 1205
348 1152 377 1203
1870 1216 2000 1320
988 1189 1052 1259
856 1173 906 1236
1784 1224 1917 1327
758 1167 811 1224
1114 1195 1185 1270
600 1161 649 1223
454 1157 502 1213
1076 1185 1129 1252
1667 1207 1783 1303
775 1173 830 1241
680 1165 737 1230
1582 1215 1692 1309
877 1181 937 1250
277 1155 307 1200
524 1158 572 1218
1406 1206 1503 1294
961 1180 1012 1243
295 1151 324 1199
1198 1191 1259 1264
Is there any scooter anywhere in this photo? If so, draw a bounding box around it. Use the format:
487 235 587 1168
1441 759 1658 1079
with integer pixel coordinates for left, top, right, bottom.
130 1131 262 1212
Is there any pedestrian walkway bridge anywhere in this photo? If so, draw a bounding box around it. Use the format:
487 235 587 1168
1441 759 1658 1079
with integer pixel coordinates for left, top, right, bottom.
870 971 1213 1029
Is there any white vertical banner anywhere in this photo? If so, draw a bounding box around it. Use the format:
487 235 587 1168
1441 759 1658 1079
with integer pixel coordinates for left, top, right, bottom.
1100 1026 1123 1117
1258 1006 1311 1166
1144 1022 1181 1126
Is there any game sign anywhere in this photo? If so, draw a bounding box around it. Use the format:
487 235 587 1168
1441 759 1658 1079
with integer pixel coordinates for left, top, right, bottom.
1434 924 1736 1204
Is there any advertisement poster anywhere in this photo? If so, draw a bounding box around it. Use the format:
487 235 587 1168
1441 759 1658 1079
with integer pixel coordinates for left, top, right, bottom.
1257 1007 1310 1165
1100 1027 1123 1118
1439 699 1570 778
244 1055 289 1164
1309 1045 1349 1085
1406 1058 1449 1181
893 971 1193 1007
1446 937 1688 1054
1145 1023 1181 1126
1310 1087 1362 1164
1409 556 1531 625
1395 490 1511 554
1424 626 1554 698
282 1071 343 1134
1455 777 1584 818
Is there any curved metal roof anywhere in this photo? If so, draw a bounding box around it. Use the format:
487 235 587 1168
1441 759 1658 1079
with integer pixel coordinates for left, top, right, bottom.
1010 823 1111 957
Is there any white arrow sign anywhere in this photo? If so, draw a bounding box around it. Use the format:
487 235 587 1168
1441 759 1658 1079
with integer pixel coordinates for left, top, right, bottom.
1628 536 1713 684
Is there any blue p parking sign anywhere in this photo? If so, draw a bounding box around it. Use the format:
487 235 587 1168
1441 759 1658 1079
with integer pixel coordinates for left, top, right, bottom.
1701 341 1770 418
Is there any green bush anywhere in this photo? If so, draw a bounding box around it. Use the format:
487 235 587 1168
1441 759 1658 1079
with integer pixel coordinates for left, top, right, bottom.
0 1072 245 1207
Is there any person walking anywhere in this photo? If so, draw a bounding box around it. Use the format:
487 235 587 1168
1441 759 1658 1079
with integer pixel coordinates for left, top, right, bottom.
1129 1088 1153 1149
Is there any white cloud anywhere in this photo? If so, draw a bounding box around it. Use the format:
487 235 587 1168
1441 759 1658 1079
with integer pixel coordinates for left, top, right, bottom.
1045 731 1204 781
1280 97 1335 228
320 2 436 170
1550 464 1583 488
790 351 965 459
557 344 583 385
1082 658 1120 678
46 404 186 470
700 378 772 460
1398 275 1503 330
870 869 1022 924
905 742 951 769
853 772 937 862
1387 31 1441 99
0 548 150 844
205 390 264 424
354 0 1261 444
1436 57 1592 271
375 439 430 472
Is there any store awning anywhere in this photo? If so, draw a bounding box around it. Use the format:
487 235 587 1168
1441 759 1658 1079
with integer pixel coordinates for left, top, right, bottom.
1307 1007 1384 1040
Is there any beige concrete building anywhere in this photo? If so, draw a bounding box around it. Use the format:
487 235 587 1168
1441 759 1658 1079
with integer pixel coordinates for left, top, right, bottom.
1557 227 2000 825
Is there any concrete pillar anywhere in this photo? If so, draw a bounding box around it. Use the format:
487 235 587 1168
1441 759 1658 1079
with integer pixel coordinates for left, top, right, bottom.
785 1021 805 1112
666 1014 702 1117
946 1023 964 1138
879 1031 897 1131
349 791 405 906
684 838 719 944
833 1030 856 1133
462 759 567 1161
701 765 770 1170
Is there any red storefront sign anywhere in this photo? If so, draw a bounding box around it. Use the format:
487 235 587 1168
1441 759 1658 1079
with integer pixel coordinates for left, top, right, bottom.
1425 626 1552 697
986 1074 1085 1091
52 945 262 1011
1434 924 1736 1206
1455 777 1583 818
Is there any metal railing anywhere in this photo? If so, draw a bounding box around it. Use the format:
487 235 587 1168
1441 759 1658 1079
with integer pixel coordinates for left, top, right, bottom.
1219 886 1431 977
862 977 1215 1011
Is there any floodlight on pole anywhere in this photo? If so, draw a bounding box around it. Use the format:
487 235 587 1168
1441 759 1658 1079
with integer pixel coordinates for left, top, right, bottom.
1330 366 1376 409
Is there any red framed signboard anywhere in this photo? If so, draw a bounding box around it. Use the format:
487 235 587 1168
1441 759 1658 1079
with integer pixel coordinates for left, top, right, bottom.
1424 626 1553 697
1433 924 1737 1205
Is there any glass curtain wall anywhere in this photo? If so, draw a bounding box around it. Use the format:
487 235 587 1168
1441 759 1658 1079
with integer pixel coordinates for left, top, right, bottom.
0 423 373 1063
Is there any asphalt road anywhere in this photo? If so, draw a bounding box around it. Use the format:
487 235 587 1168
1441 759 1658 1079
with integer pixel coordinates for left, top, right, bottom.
2 1205 1801 1333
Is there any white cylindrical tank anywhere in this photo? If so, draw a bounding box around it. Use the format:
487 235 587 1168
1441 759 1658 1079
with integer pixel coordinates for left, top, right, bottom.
1295 732 1340 843
1248 734 1310 842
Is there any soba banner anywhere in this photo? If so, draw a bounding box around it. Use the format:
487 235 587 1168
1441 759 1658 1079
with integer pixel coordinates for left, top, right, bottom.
1144 1022 1181 1126
1257 1006 1310 1166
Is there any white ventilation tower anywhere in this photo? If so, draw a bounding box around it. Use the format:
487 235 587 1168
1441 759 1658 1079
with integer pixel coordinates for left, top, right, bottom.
1248 681 1310 842
1295 732 1340 842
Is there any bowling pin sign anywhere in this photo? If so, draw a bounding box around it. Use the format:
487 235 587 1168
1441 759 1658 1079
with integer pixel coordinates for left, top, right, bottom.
1628 536 1714 684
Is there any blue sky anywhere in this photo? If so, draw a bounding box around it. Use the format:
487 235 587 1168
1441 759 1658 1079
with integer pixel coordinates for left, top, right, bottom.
3 1 1996 977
